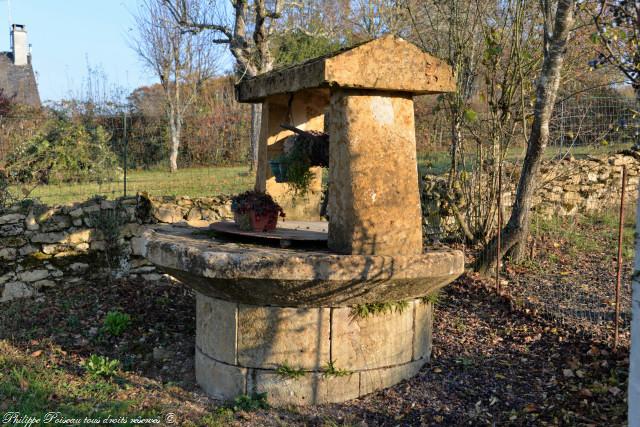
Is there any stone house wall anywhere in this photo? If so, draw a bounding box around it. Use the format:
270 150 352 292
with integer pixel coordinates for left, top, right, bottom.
0 195 231 303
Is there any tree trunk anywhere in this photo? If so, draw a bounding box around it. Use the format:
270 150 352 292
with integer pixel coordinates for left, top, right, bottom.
476 0 575 274
448 113 462 187
250 103 262 170
169 111 181 173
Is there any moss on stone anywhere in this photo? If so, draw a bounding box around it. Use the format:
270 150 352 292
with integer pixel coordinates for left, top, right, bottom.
49 252 98 269
20 251 52 269
350 300 410 319
20 250 99 270
0 236 27 247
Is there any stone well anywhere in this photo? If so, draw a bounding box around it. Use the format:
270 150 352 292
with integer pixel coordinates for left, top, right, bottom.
141 35 464 405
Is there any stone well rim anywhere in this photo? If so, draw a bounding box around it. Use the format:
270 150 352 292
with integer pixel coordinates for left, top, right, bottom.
138 224 464 307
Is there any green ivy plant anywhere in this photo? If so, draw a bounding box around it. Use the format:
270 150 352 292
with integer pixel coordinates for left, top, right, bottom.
232 393 269 411
279 143 315 197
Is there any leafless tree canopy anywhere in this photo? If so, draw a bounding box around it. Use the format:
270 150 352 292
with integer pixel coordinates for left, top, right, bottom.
131 0 221 172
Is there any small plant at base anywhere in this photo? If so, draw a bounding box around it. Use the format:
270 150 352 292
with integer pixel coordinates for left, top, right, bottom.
83 354 120 378
420 290 441 305
232 393 269 411
102 311 132 336
322 360 351 378
199 408 234 427
350 300 410 319
276 362 305 379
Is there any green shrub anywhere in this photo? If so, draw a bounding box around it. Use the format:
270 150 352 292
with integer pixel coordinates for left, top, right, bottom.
102 311 132 336
273 30 341 67
83 354 120 378
232 393 269 411
5 119 120 185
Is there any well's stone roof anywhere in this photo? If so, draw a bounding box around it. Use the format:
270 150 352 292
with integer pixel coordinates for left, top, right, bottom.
236 35 455 102
0 52 40 107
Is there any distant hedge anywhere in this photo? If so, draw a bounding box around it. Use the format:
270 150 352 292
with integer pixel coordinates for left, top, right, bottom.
5 119 121 185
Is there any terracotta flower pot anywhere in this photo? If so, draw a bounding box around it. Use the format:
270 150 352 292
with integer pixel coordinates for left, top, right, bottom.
234 210 279 232
249 210 278 232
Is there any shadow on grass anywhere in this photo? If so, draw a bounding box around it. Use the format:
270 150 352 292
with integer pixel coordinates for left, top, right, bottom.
0 276 221 425
0 339 166 423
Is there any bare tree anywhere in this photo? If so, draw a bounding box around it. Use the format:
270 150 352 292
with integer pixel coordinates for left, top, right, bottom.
131 0 219 172
162 0 286 170
442 0 542 244
406 0 486 186
347 0 410 40
477 0 576 272
589 1 640 103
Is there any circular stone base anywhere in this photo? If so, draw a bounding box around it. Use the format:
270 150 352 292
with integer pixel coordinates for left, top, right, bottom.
194 292 433 406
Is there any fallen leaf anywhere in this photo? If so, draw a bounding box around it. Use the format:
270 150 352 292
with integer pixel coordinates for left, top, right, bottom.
579 388 593 398
31 350 43 357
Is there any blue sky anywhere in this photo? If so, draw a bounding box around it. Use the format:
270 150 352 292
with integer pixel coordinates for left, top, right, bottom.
8 0 232 103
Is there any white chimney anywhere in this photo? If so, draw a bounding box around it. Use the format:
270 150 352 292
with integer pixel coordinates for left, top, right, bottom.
11 24 28 66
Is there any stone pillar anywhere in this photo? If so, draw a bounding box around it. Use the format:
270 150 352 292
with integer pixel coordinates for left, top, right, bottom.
254 89 328 220
328 89 423 255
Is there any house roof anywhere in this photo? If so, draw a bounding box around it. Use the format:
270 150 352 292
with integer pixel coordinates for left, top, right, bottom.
235 35 455 103
0 52 41 107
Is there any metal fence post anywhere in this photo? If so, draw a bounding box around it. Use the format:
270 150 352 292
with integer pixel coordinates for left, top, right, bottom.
614 165 627 349
123 111 128 198
496 162 502 294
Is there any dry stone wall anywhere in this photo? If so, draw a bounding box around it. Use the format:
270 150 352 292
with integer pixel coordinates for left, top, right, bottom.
422 151 640 238
0 195 232 303
529 152 639 217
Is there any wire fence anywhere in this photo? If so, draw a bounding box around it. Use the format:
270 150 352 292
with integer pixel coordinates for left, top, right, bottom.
499 168 636 344
419 93 639 345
